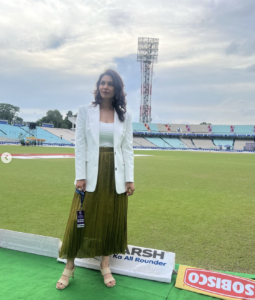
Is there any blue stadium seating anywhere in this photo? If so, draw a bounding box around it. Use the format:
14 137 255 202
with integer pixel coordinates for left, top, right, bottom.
2 121 254 146
132 123 148 132
213 139 234 147
234 125 254 135
162 137 186 148
0 124 70 144
212 125 254 135
0 124 30 140
147 123 159 132
36 127 70 144
212 125 233 134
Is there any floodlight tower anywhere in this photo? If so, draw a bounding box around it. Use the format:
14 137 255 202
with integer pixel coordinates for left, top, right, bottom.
137 37 159 123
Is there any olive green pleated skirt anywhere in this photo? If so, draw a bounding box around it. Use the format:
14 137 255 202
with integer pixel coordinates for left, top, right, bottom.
59 147 128 259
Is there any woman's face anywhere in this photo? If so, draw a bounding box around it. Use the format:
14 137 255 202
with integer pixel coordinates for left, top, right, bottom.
99 75 115 101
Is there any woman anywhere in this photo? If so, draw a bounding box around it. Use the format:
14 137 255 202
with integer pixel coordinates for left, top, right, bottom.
56 69 135 289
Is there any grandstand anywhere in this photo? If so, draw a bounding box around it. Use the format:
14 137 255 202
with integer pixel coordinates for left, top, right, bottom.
0 136 14 142
213 139 234 148
145 137 172 148
155 124 169 132
189 125 209 134
234 125 254 135
0 124 30 142
0 124 72 145
1 119 254 151
192 138 217 149
167 124 205 133
131 123 254 151
180 138 195 148
211 125 231 134
161 137 186 148
147 123 159 132
169 124 186 133
132 123 148 132
133 137 156 147
41 127 75 143
36 127 70 144
234 139 252 150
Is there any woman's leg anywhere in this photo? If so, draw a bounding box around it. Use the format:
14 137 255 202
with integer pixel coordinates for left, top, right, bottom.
56 258 75 289
101 256 116 287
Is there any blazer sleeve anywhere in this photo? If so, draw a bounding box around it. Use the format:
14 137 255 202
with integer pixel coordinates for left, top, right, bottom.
121 112 134 182
75 106 87 181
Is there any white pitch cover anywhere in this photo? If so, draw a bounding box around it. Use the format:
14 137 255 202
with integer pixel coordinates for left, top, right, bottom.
0 229 60 258
0 229 175 283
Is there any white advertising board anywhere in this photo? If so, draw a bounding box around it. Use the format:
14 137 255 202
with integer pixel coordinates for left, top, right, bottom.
0 230 175 283
0 229 60 258
58 244 175 283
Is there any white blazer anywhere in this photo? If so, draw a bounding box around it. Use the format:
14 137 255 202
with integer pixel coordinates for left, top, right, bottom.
74 103 134 194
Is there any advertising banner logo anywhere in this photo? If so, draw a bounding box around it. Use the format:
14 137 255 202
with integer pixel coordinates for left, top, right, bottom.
176 266 255 300
59 244 175 283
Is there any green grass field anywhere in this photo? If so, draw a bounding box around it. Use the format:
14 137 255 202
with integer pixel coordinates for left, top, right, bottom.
0 145 254 273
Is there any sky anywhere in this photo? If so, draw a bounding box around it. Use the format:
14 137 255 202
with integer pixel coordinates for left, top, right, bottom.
0 0 255 125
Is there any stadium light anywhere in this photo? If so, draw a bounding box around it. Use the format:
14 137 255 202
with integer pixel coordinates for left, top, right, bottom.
137 37 159 123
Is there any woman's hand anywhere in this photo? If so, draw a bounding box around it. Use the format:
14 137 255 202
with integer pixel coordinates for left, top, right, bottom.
76 179 86 192
126 182 135 196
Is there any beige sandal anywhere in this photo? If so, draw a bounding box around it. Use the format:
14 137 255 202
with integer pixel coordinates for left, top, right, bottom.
100 263 116 287
56 267 75 290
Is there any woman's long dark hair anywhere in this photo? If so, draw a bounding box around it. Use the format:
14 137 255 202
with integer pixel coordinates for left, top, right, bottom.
92 69 127 122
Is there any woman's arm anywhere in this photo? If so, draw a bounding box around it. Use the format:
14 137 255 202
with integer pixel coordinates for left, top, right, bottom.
75 106 87 182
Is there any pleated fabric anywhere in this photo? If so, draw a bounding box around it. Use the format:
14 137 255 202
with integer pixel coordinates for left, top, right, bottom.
59 147 128 259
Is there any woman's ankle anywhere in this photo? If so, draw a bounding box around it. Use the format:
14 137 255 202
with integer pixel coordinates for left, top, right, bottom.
66 259 75 270
101 256 110 267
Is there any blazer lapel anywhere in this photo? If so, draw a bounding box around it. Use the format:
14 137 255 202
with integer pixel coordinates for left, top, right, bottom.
88 105 124 147
114 110 124 147
88 105 100 146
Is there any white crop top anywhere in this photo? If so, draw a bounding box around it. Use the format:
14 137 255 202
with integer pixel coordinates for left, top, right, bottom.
99 122 114 147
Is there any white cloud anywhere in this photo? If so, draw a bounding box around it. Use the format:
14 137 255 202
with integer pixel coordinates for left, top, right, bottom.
151 99 255 125
0 0 254 125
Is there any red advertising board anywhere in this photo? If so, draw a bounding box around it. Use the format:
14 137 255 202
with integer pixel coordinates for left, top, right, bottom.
176 266 255 300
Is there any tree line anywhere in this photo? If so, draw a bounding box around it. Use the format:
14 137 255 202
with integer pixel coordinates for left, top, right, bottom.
0 103 77 129
0 103 212 128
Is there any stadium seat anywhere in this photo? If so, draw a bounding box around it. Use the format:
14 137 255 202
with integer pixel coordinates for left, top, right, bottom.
213 139 234 147
161 137 186 148
133 137 157 147
145 137 172 148
0 124 71 144
132 123 148 132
